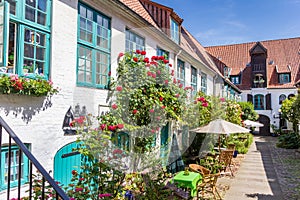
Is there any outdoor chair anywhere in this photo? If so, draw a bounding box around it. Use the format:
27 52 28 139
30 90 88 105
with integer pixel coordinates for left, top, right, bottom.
197 172 222 200
218 150 234 176
226 143 235 151
189 164 211 177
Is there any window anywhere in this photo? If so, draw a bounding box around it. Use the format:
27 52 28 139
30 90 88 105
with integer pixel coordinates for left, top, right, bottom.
1 146 29 191
230 76 240 84
77 4 111 89
191 66 197 97
170 18 179 44
111 132 130 151
223 66 231 78
279 94 286 104
201 72 207 94
125 30 144 52
157 47 169 59
254 94 264 110
253 74 265 88
177 59 185 86
278 73 291 84
1 0 51 78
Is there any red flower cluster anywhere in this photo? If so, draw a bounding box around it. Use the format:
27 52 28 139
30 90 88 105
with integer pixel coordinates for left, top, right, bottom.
100 123 124 131
112 149 123 154
10 74 23 90
196 96 209 107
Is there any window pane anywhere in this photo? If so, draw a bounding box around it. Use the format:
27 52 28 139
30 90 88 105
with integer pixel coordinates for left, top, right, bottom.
25 6 35 22
37 11 46 25
24 44 34 58
38 0 47 12
36 47 45 60
8 0 16 15
26 0 36 7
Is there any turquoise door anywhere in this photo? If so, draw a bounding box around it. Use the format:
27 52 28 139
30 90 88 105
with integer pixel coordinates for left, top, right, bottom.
160 123 169 166
54 142 82 188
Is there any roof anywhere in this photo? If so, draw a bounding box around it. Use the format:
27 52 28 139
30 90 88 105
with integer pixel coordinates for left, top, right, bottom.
118 0 159 28
206 37 300 89
117 0 240 92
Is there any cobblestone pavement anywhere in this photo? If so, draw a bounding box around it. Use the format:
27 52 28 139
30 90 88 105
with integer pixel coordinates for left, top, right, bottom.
215 136 300 200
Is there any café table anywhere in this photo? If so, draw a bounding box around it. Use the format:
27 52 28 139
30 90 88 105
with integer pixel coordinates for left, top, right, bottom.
173 171 202 197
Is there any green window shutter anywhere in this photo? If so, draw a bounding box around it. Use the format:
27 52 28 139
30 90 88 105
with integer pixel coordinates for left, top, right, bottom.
0 1 9 67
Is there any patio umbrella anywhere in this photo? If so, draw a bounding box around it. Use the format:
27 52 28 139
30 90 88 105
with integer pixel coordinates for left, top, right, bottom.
190 119 250 150
243 119 264 128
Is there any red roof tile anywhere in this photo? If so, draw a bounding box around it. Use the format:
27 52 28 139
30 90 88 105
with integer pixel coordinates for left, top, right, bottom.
206 37 300 89
118 0 159 28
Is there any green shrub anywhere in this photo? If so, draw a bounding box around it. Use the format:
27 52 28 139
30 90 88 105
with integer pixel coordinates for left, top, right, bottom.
276 132 300 149
227 133 253 154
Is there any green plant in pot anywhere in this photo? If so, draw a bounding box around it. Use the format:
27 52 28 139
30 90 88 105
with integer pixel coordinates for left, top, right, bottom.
199 156 223 174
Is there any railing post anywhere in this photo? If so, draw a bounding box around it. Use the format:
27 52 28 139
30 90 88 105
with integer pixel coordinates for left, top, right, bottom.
7 136 12 200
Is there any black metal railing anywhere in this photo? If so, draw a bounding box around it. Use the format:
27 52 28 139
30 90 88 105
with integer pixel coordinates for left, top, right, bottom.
0 116 69 200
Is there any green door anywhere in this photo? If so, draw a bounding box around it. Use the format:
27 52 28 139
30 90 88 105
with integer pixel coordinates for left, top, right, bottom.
54 142 82 188
160 123 169 166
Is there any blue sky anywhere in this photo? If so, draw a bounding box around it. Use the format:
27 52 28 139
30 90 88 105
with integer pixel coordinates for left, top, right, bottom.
154 0 300 46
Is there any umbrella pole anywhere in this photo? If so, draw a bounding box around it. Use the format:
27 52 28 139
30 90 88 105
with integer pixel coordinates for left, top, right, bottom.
218 135 221 152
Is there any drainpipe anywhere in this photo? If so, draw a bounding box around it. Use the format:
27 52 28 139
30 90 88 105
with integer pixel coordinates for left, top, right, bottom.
213 74 218 96
174 50 182 75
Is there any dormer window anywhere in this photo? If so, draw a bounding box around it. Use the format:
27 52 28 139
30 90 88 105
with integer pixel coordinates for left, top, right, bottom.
230 75 240 84
171 18 179 44
253 74 265 88
278 73 291 84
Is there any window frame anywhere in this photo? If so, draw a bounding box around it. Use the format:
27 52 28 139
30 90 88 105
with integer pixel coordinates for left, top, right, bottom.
1 0 52 79
170 18 179 44
125 29 145 52
77 3 111 89
279 94 286 105
191 66 197 97
230 75 240 85
0 145 29 191
176 59 185 87
278 73 291 84
201 72 207 94
254 94 264 110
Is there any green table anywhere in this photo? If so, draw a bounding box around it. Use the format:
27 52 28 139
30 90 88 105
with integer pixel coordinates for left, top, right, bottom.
173 171 202 197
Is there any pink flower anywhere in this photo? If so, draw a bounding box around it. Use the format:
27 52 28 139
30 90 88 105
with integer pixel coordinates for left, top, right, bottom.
149 109 155 113
157 116 161 120
75 187 83 192
108 71 111 76
72 170 77 175
156 70 161 75
175 94 180 98
70 198 76 200
159 97 163 101
197 97 205 102
173 78 177 83
112 104 118 110
202 102 208 107
79 178 84 181
133 57 138 62
100 124 106 130
117 124 124 129
113 149 123 154
161 105 166 109
169 63 172 67
116 86 123 91
151 56 157 60
220 97 225 102
132 109 138 114
179 84 183 88
48 80 53 85
99 193 112 198
152 73 156 78
118 52 124 58
141 51 146 55
136 49 141 54
143 57 149 63
164 80 169 85
151 129 155 133
163 59 169 64
147 71 152 76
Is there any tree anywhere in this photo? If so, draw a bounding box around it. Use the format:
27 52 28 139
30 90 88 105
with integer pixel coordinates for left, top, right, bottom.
281 91 300 133
238 101 259 121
